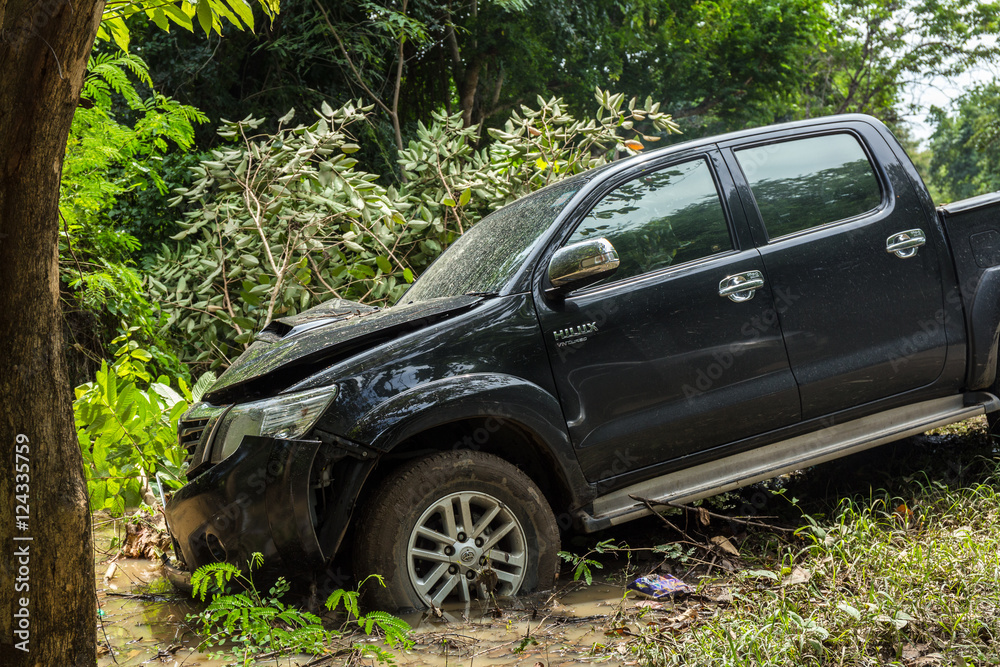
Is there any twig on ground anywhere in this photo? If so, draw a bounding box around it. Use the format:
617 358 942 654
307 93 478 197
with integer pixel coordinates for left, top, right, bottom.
632 496 701 544
633 495 797 533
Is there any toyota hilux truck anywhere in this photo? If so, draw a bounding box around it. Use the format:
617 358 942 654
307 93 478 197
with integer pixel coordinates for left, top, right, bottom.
165 113 1000 611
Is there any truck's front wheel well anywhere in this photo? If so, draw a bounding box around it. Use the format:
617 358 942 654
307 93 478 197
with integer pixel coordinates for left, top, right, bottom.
361 417 573 527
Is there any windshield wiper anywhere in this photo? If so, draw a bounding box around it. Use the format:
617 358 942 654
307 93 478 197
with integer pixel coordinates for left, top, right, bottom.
464 291 500 298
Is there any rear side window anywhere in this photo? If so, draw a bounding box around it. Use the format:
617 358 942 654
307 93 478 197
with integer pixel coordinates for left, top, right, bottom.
567 158 732 283
735 133 882 240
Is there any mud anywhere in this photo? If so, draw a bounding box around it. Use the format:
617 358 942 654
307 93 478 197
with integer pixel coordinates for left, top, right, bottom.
94 427 996 665
94 520 690 667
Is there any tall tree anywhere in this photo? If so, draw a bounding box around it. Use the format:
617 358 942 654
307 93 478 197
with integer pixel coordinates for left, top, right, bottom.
927 82 1000 203
0 0 106 663
138 0 832 161
804 0 1000 124
0 0 275 663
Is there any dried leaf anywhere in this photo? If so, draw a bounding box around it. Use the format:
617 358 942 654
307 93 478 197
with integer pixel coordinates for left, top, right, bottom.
661 607 699 630
710 535 739 556
782 566 812 587
902 643 931 660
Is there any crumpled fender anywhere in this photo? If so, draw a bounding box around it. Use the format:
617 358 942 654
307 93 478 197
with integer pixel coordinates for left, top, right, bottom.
348 373 592 508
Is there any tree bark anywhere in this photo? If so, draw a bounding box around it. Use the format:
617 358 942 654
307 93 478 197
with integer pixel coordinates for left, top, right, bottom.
0 0 105 664
444 4 483 129
458 53 481 128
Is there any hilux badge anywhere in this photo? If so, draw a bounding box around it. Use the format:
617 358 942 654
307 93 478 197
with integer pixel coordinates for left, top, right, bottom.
553 322 599 346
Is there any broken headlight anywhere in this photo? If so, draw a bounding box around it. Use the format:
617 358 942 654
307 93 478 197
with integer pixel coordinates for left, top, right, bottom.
212 385 338 462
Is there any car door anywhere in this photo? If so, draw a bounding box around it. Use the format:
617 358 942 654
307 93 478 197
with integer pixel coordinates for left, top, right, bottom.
722 124 949 420
535 150 801 482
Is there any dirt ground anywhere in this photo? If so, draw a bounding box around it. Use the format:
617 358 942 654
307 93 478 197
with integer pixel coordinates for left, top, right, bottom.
94 423 1000 666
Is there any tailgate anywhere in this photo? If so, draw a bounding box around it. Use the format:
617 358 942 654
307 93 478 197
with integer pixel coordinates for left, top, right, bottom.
939 191 1000 290
939 191 1000 388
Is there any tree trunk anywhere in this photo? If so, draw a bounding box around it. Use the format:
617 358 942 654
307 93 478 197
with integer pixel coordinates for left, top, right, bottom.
458 53 481 128
0 0 105 665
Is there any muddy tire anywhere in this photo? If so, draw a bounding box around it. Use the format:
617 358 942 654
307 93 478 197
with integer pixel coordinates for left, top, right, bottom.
352 450 560 612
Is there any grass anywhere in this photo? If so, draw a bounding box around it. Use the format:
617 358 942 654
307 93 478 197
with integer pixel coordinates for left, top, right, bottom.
601 422 1000 666
93 420 1000 666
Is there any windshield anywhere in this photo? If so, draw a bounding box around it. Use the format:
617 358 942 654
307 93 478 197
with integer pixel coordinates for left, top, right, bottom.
402 179 583 301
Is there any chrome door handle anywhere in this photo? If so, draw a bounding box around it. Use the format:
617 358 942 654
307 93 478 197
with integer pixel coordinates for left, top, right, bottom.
886 229 926 259
718 270 765 302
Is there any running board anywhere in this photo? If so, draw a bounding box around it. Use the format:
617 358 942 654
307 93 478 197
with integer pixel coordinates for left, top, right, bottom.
582 393 999 530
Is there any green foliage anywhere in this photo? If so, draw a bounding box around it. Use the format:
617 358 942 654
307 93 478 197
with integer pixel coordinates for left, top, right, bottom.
190 556 412 666
592 0 831 130
62 51 207 263
652 541 696 565
99 0 279 53
625 473 1000 663
147 102 418 367
59 0 278 384
123 0 1000 188
558 550 603 586
927 82 1000 203
610 431 1000 665
74 327 200 513
401 88 680 225
132 0 832 164
802 0 1000 124
148 89 679 368
558 538 624 585
60 49 208 381
326 574 414 664
191 562 330 664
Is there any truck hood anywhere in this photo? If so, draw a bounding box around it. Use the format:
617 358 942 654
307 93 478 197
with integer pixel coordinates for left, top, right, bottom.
204 295 483 404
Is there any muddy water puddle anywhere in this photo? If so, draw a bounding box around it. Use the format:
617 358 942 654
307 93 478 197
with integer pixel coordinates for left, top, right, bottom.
96 552 206 666
94 542 681 666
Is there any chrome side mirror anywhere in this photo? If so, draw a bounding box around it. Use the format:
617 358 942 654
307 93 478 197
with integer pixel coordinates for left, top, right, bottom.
546 237 620 296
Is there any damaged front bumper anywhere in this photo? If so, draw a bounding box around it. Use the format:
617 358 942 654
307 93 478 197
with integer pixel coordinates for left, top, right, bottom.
165 429 376 579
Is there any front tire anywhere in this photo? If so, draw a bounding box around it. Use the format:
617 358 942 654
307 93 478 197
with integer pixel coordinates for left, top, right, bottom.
353 450 560 611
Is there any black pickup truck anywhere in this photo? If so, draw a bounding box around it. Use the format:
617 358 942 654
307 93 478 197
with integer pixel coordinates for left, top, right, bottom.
165 113 1000 611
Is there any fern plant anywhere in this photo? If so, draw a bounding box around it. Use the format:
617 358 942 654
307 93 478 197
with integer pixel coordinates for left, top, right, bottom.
190 555 413 666
192 556 330 664
60 48 207 376
558 538 628 585
62 50 206 267
326 575 414 664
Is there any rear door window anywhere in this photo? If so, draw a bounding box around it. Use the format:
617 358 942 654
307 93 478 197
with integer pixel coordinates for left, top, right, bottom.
735 133 882 240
